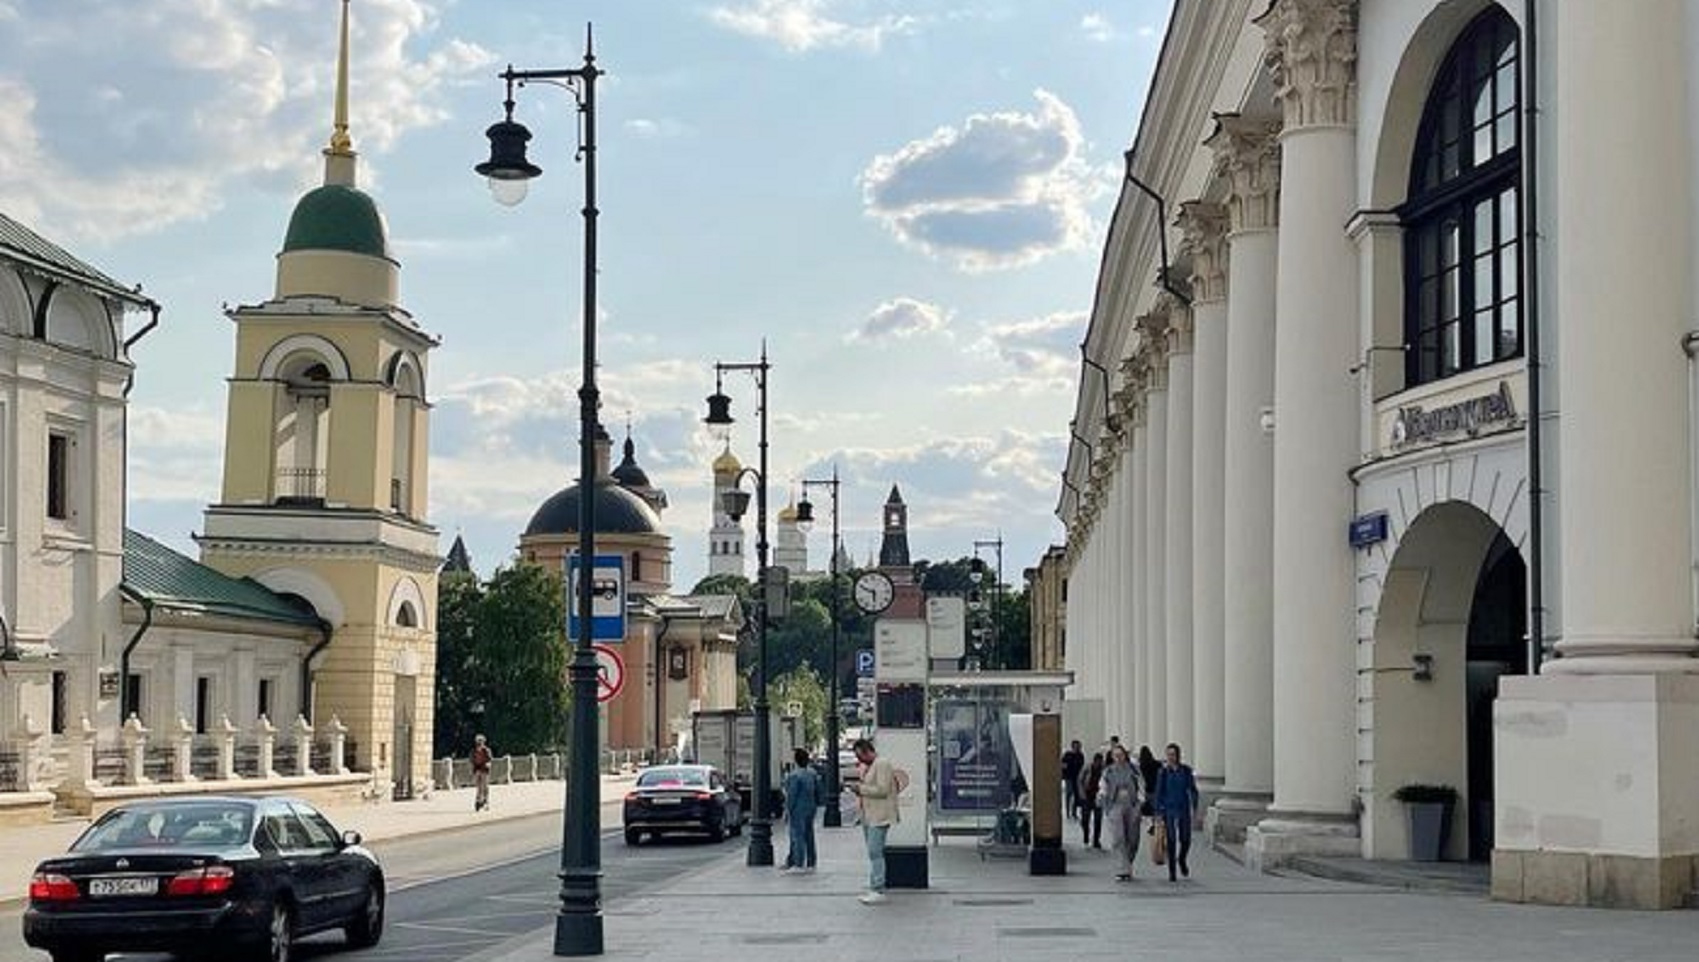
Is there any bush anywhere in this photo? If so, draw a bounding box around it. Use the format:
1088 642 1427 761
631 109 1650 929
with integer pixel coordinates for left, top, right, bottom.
1392 783 1458 804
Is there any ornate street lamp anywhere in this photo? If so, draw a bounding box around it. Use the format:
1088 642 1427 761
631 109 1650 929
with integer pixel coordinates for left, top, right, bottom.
473 25 606 958
796 465 844 827
972 539 1005 668
703 348 777 866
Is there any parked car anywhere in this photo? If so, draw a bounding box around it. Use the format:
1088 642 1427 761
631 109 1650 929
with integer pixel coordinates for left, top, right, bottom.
23 796 384 962
622 764 744 845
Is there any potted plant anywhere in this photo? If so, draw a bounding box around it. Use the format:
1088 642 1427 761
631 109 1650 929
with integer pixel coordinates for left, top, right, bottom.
1393 784 1457 861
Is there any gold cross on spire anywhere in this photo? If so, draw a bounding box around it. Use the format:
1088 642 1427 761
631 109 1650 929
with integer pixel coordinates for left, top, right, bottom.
327 0 354 156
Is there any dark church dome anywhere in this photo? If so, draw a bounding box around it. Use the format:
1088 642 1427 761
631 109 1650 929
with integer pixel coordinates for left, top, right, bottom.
524 479 662 537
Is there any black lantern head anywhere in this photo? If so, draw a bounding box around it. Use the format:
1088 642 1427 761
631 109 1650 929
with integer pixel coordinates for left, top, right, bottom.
721 488 752 522
795 497 815 526
476 118 543 182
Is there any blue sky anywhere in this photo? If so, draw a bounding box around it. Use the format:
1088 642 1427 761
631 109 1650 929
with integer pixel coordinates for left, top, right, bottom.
0 0 1166 590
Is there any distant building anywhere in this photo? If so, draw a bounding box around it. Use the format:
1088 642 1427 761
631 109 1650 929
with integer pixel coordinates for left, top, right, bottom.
706 444 747 578
773 495 807 576
1024 546 1067 673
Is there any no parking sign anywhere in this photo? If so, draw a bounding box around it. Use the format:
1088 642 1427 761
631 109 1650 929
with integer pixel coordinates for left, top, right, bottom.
593 644 625 703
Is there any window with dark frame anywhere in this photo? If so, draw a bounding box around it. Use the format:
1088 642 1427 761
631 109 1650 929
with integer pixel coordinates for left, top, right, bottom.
195 677 212 734
124 674 143 724
1402 8 1522 388
258 678 274 720
51 671 67 735
47 432 70 520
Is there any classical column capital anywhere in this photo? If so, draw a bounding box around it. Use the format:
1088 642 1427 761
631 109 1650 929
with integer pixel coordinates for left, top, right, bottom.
1176 200 1229 303
1137 312 1172 385
1156 291 1194 356
1205 114 1283 233
1254 0 1358 130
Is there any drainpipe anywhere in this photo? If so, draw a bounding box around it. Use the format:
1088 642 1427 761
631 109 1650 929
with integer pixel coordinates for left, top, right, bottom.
1522 0 1546 673
117 585 153 721
1123 149 1193 308
301 620 333 723
120 300 161 398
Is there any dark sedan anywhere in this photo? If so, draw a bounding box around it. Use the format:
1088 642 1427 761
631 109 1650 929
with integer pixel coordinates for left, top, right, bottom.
23 795 384 962
622 765 743 845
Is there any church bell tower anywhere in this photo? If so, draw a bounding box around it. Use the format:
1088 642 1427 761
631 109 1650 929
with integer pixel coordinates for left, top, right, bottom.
196 0 441 798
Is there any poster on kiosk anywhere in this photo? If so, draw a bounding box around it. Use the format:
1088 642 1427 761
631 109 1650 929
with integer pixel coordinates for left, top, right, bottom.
873 619 930 857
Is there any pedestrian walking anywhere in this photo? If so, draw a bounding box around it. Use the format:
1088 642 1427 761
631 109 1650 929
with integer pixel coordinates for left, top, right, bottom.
1061 740 1085 822
1101 745 1144 881
781 748 821 873
1137 745 1161 822
471 734 492 812
847 737 898 904
1155 742 1201 881
1078 751 1105 848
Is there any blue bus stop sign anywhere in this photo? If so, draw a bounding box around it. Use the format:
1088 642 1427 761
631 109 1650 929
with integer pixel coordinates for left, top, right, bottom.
567 554 627 642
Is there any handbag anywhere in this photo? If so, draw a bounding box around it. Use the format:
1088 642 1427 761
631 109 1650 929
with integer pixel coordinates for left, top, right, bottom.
1151 818 1168 866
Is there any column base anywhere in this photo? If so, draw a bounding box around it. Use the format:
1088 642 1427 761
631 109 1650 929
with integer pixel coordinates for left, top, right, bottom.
1493 672 1699 909
885 845 929 889
1206 790 1271 845
1244 810 1360 873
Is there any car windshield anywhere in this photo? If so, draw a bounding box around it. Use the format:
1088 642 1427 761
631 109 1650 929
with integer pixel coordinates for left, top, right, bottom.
74 803 254 851
637 768 708 788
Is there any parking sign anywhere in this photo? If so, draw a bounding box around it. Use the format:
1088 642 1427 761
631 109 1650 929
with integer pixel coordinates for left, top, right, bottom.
855 649 876 677
566 554 627 642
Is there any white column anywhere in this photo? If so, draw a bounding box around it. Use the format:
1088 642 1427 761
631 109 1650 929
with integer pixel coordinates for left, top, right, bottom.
1254 0 1360 858
1208 114 1280 808
1125 390 1148 745
1493 0 1699 908
1114 432 1135 738
1141 328 1170 747
1180 201 1230 786
1163 298 1196 755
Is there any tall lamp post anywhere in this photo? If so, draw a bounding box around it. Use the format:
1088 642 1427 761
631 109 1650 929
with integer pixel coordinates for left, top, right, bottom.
703 347 776 866
473 26 605 957
971 537 1004 668
795 466 842 827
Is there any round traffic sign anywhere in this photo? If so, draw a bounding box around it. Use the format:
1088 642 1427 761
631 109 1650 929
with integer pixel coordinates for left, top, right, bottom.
593 644 625 703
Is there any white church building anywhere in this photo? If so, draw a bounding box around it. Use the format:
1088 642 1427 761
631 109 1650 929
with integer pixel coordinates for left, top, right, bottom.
1059 0 1699 909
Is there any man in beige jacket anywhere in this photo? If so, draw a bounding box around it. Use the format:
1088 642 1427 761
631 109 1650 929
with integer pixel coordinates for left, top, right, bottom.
848 737 898 904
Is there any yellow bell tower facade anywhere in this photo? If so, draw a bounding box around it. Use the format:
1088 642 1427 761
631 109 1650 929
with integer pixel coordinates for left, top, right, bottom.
198 0 440 798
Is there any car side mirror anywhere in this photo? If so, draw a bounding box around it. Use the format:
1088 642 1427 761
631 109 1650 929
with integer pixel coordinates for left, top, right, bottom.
341 829 362 848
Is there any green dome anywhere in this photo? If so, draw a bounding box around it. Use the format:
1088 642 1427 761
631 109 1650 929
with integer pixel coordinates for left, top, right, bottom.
282 184 391 259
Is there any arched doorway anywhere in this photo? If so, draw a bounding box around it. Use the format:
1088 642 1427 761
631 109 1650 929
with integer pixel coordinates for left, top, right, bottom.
1368 500 1526 862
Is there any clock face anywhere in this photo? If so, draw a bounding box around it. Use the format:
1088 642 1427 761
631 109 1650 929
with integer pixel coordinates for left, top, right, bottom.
853 571 895 614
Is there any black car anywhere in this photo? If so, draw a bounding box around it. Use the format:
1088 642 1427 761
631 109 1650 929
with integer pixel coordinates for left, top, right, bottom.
622 764 743 844
23 795 384 962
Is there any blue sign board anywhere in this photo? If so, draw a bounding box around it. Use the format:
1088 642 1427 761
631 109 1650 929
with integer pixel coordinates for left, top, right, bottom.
854 649 876 678
566 554 627 642
1349 511 1390 549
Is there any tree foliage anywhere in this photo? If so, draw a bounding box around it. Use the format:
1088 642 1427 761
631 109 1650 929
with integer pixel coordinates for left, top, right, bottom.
770 662 829 749
433 563 571 757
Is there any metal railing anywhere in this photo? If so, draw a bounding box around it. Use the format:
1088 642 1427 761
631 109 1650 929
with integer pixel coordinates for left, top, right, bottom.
276 467 326 502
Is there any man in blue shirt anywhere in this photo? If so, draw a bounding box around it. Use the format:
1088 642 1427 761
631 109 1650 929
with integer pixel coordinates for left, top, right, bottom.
1154 742 1201 882
781 748 822 873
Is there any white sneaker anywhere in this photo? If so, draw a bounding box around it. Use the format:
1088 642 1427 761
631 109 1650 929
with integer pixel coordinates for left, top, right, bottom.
778 865 796 874
858 891 887 905
800 866 816 874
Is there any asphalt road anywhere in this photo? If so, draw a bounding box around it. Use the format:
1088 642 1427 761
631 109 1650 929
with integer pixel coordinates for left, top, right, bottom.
1 801 743 962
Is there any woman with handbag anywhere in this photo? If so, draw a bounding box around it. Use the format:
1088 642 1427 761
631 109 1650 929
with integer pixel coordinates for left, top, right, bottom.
1077 752 1105 849
1100 745 1143 881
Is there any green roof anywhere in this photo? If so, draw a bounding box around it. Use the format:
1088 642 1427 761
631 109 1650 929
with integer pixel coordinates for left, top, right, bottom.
0 211 152 307
123 529 324 628
281 184 391 259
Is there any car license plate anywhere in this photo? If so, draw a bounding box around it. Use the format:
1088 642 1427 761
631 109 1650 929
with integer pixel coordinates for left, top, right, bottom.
89 876 159 897
652 797 681 805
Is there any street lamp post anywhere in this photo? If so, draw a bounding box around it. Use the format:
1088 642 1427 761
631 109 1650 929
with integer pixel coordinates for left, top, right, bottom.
473 26 605 958
796 466 843 828
703 347 776 866
972 537 1005 668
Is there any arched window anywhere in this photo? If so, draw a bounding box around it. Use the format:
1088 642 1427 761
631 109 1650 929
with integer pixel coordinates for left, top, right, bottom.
1402 7 1521 387
396 601 418 628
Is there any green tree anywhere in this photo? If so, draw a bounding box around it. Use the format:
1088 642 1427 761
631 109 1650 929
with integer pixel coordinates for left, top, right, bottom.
690 573 753 602
770 663 829 749
432 563 571 757
993 588 1032 670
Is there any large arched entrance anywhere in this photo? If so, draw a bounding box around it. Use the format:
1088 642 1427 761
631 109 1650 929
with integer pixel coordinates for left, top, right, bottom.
1368 501 1527 862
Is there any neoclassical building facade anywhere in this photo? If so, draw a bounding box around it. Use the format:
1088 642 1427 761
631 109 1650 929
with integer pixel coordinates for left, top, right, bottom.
1059 0 1698 908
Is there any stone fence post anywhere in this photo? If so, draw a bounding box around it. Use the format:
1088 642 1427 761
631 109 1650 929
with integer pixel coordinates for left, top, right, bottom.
121 714 151 786
12 714 48 792
432 758 453 790
171 715 198 783
324 715 350 775
292 715 315 776
494 754 513 785
252 714 278 779
63 715 96 790
215 714 240 781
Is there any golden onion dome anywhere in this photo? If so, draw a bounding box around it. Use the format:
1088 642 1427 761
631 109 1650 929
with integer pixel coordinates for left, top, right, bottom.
713 447 742 475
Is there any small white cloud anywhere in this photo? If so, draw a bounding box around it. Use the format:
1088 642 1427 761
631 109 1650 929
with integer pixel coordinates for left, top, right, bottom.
859 90 1110 272
954 309 1085 396
1081 13 1115 43
624 117 693 139
707 0 916 53
848 297 952 344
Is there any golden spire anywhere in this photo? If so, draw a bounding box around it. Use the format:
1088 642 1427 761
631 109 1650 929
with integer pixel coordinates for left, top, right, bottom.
328 0 354 157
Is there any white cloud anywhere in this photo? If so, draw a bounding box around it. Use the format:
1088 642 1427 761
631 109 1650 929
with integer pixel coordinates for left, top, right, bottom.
848 296 951 343
859 90 1110 272
624 117 694 139
1081 13 1115 43
952 309 1084 397
0 0 494 243
707 0 916 53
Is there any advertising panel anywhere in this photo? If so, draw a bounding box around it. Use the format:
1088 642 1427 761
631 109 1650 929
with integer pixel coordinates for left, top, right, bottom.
936 698 1014 812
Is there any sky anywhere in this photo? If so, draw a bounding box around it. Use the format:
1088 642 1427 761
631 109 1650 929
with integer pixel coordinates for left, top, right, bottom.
0 0 1167 591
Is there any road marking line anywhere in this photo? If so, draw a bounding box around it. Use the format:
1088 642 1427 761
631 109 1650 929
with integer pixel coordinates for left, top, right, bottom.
390 828 623 894
397 920 539 937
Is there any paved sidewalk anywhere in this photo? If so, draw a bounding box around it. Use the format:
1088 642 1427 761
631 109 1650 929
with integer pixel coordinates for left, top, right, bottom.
473 823 1699 962
0 775 635 906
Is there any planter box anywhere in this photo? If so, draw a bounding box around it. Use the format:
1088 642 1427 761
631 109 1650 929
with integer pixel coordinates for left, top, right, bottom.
1405 801 1454 861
